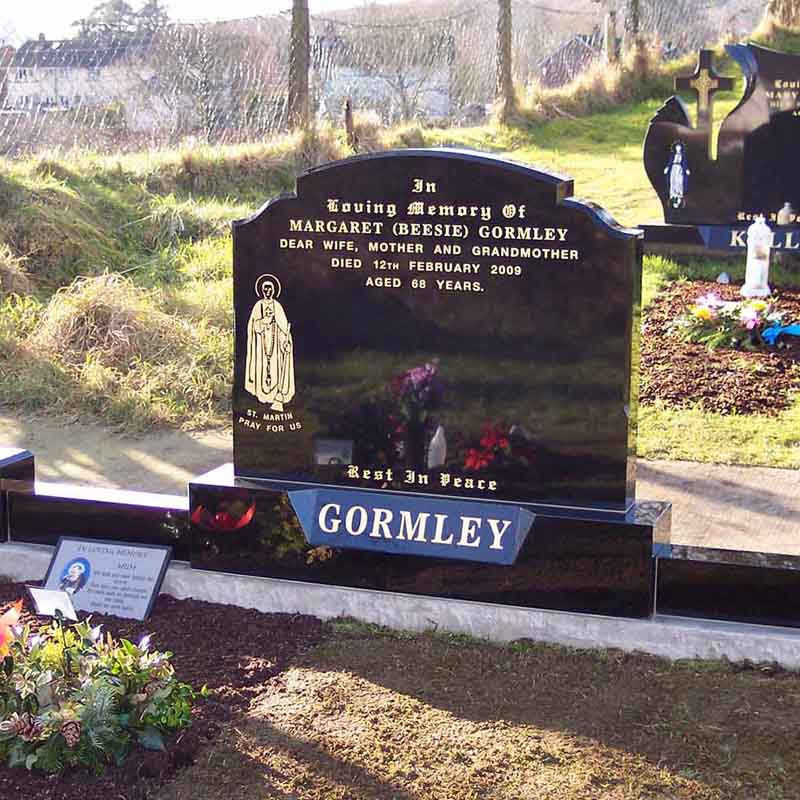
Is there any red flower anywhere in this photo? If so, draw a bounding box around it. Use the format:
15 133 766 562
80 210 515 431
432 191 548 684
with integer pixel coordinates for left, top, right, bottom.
479 425 510 451
191 502 257 532
464 448 492 471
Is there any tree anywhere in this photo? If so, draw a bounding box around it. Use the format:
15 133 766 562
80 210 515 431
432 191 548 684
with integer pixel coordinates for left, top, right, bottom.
495 0 516 123
136 0 170 36
322 17 454 123
624 0 642 53
73 0 169 42
287 0 310 130
73 0 136 41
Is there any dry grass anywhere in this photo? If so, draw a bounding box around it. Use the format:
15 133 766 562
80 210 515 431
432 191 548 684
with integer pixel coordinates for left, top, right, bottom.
764 1 800 29
30 274 181 369
0 244 31 296
518 43 677 124
349 109 384 153
1 273 232 431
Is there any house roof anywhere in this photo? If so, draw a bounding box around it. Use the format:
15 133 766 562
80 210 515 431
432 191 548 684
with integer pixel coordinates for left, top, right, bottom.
537 30 603 88
12 37 150 69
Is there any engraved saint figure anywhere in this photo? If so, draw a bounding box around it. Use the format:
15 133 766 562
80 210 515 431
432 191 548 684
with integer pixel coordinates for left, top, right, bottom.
664 142 690 209
245 274 295 411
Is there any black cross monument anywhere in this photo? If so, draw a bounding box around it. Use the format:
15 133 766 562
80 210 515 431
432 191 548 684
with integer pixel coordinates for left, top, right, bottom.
675 49 735 157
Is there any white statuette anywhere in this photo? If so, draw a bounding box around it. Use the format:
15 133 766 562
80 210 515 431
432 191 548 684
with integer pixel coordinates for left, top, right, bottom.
741 215 772 298
427 425 447 469
777 202 793 226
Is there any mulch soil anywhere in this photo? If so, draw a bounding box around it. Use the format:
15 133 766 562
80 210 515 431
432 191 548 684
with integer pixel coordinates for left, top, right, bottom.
0 584 325 800
4 588 800 800
161 626 800 800
641 280 800 414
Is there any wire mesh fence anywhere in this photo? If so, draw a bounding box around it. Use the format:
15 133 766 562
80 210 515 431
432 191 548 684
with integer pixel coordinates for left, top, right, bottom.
0 0 764 158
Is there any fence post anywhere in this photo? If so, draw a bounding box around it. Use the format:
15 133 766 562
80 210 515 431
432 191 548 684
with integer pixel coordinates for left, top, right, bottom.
625 0 641 54
604 0 619 63
496 0 516 122
288 0 310 130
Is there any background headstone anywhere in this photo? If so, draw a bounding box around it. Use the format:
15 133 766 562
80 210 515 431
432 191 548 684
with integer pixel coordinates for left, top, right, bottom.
644 44 800 228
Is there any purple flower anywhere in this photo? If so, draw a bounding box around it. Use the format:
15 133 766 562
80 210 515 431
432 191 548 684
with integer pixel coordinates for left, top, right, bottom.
740 306 761 330
696 292 725 309
89 625 103 643
138 634 152 652
390 362 444 409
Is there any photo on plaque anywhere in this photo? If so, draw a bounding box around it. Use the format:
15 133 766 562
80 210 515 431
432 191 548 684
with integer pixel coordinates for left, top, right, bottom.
58 557 92 596
43 538 172 621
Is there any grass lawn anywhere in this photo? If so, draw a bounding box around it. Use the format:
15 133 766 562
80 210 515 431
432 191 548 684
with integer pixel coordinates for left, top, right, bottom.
159 620 800 800
0 77 797 465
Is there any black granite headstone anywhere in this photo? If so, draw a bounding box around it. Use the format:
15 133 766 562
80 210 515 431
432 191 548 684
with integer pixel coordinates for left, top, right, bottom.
644 44 800 246
232 149 642 513
0 448 34 543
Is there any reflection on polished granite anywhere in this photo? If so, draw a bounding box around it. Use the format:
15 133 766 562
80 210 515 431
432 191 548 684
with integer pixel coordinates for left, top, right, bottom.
6 481 190 560
189 464 668 619
233 150 642 512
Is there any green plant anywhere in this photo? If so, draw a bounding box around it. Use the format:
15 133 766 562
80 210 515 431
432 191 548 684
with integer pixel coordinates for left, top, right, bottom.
0 604 195 774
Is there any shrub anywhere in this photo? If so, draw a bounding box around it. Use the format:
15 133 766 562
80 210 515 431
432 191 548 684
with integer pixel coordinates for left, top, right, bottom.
0 602 195 774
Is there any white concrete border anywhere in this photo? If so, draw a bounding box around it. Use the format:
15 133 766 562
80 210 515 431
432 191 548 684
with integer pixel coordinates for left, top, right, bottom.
3 542 800 668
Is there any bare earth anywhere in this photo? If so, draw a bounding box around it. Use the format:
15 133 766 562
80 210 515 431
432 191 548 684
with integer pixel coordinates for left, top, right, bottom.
157 625 800 800
1 413 798 554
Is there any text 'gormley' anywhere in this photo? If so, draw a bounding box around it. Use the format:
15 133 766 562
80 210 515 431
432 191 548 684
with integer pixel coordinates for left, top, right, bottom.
317 503 513 551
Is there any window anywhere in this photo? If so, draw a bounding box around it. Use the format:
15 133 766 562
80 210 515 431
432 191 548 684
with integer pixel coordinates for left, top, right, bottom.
87 67 101 81
15 68 30 81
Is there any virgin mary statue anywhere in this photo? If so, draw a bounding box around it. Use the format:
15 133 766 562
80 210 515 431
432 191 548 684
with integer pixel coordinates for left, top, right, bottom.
664 142 690 209
245 274 295 411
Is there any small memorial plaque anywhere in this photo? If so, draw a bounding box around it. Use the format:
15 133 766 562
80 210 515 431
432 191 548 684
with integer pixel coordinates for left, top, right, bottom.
43 537 172 620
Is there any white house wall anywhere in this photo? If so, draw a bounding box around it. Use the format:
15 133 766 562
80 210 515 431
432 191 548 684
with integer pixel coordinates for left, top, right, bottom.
4 63 182 133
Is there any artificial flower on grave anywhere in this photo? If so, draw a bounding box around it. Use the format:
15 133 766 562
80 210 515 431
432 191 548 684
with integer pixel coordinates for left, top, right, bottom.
190 499 257 532
390 361 444 421
0 616 195 773
672 292 789 351
0 599 23 658
388 360 446 468
463 424 535 475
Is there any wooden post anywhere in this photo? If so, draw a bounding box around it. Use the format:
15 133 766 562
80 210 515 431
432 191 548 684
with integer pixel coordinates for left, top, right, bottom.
625 0 641 54
344 98 358 152
288 0 310 130
604 0 618 64
496 0 516 122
